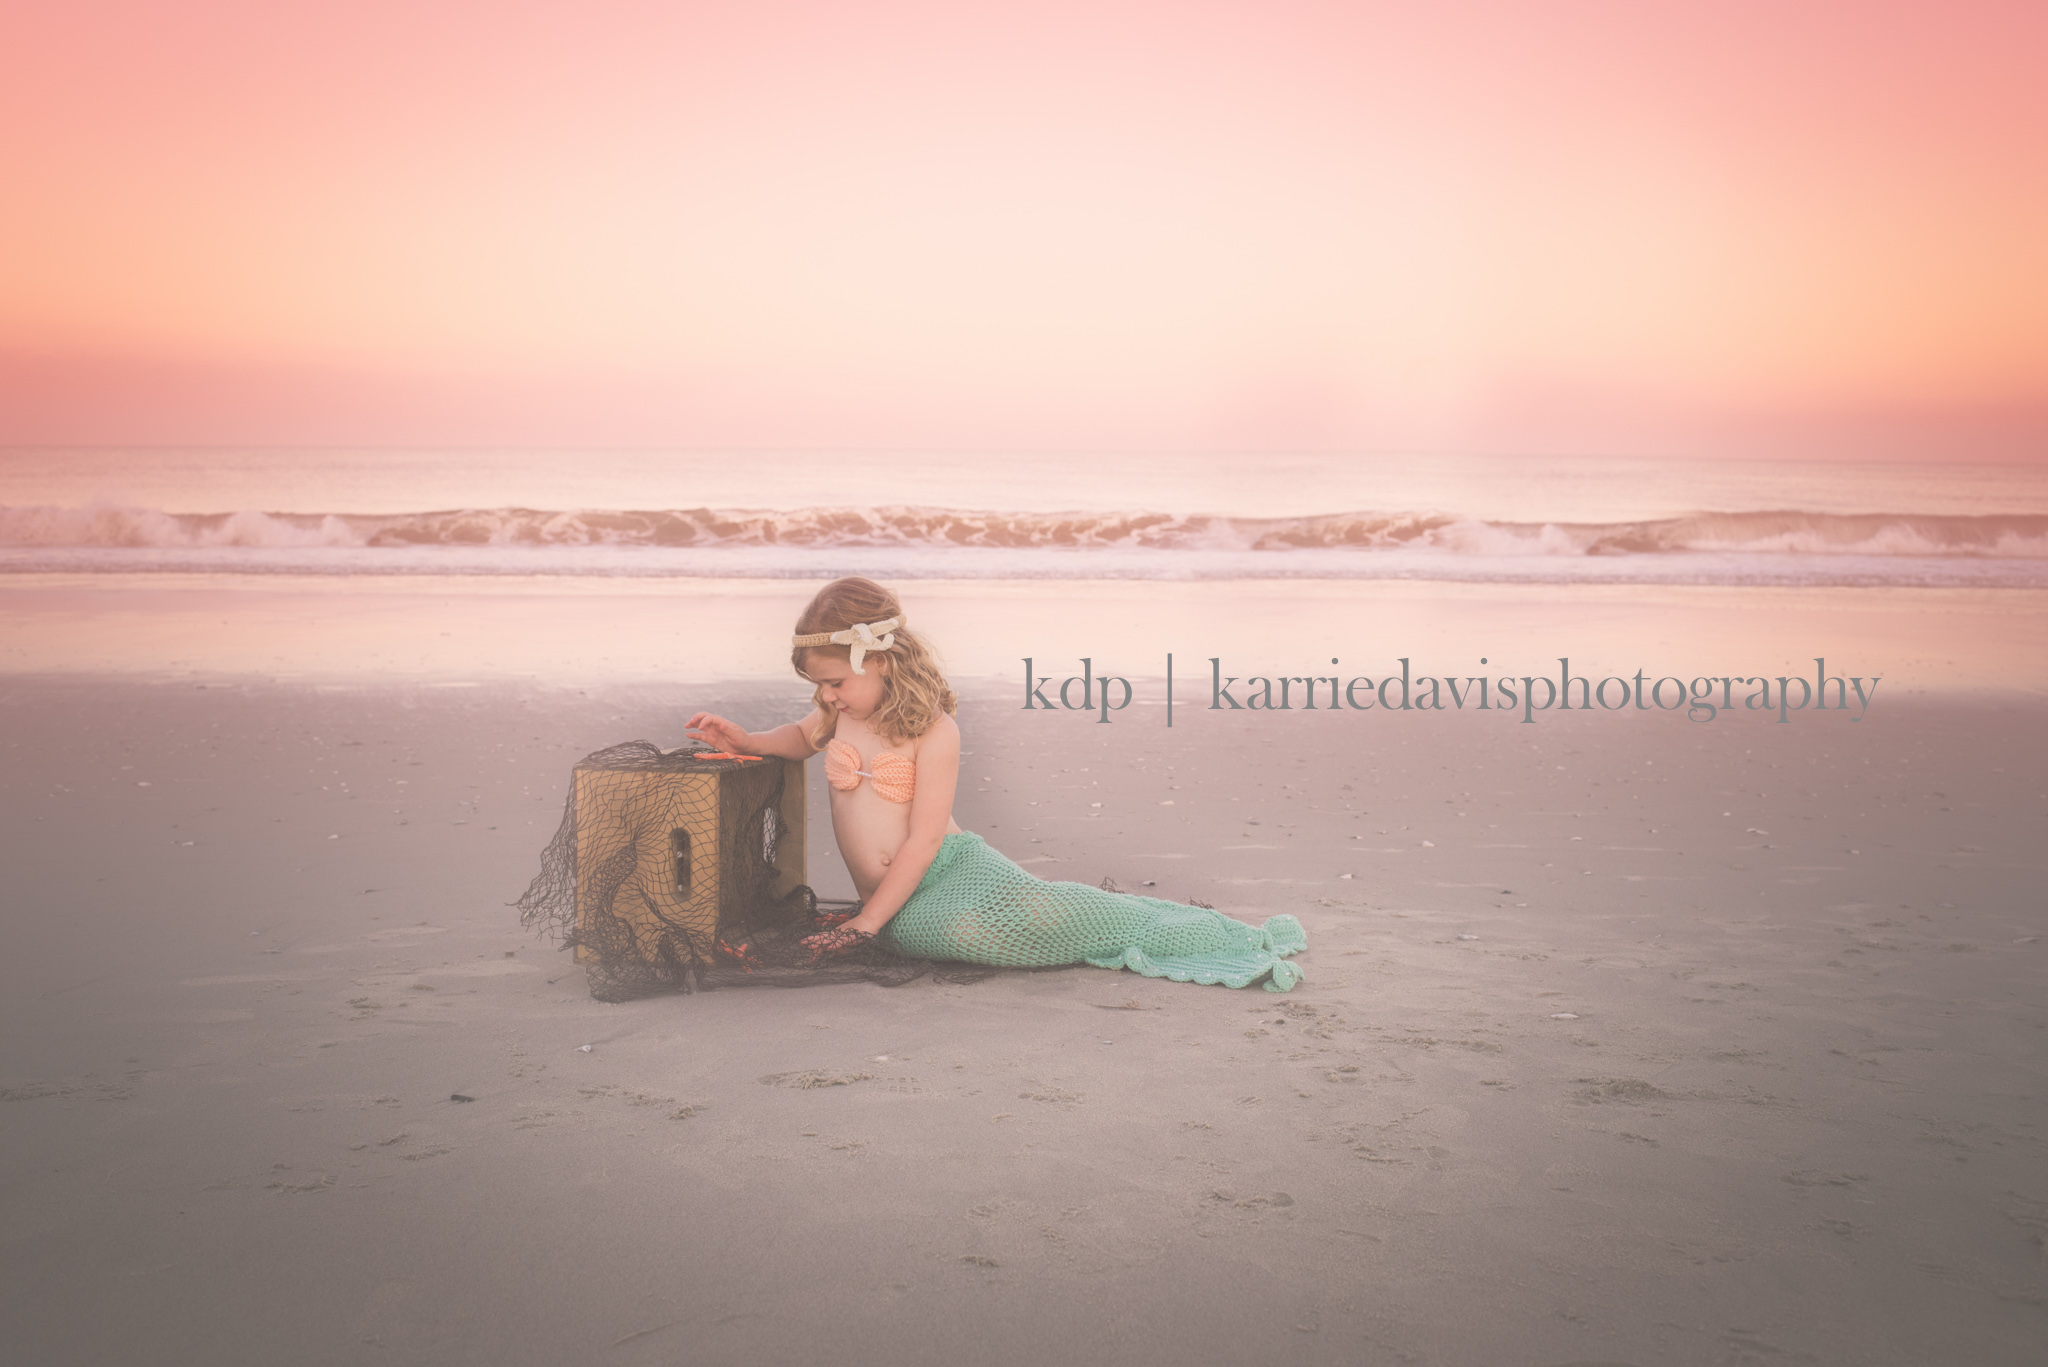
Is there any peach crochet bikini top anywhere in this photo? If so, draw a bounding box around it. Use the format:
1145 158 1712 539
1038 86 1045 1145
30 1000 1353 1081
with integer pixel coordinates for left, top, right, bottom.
823 738 916 804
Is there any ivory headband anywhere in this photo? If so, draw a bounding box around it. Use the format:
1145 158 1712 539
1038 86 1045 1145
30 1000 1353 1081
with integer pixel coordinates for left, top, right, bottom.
792 614 905 674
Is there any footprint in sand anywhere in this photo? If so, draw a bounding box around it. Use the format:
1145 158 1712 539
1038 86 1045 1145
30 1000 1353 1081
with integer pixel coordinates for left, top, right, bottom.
1019 1085 1083 1107
759 1070 873 1089
1571 1078 1671 1105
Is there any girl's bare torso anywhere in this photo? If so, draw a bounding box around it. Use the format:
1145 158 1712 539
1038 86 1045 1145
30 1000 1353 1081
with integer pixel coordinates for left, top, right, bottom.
822 709 962 900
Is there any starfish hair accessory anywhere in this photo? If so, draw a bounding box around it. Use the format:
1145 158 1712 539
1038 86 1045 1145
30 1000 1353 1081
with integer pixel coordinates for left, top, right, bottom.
791 614 905 674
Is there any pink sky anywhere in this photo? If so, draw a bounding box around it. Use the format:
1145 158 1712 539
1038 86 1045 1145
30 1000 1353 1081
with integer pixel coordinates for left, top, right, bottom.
2 0 2043 453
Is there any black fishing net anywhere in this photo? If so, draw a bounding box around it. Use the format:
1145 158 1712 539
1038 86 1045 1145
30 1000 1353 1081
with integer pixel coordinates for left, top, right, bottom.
514 741 992 1000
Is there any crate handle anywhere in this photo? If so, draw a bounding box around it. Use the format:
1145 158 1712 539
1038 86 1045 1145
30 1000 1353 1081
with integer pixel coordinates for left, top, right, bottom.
669 828 691 892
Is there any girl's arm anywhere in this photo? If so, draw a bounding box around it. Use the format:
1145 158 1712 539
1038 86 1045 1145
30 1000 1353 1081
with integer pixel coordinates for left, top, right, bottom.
837 718 960 936
684 707 828 761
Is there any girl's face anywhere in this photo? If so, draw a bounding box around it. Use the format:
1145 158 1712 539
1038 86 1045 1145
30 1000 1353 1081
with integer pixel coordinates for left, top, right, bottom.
803 651 889 721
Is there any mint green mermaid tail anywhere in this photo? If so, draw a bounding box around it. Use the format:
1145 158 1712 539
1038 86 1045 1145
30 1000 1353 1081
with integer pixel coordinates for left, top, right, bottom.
877 832 1306 992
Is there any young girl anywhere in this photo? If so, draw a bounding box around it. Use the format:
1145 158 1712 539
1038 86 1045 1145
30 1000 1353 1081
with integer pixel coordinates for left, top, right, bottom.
685 577 1306 992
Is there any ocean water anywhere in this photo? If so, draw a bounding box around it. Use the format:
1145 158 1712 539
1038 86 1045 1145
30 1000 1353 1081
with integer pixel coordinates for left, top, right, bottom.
2 449 2043 586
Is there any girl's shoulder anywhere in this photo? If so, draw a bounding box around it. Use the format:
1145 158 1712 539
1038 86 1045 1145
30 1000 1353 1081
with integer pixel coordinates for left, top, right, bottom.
909 709 959 761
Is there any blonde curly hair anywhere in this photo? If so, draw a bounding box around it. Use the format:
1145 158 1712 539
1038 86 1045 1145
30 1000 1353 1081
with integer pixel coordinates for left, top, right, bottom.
791 577 956 747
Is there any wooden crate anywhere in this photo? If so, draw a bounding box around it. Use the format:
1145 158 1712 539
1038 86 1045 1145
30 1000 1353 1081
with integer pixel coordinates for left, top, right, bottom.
569 754 806 965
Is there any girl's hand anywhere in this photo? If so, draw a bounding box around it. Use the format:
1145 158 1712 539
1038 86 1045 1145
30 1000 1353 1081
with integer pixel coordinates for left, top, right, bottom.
799 926 879 961
683 712 752 754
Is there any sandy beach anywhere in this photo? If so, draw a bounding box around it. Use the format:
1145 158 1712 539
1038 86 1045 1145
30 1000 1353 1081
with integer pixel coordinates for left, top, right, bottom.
2 576 2043 1365
10 1 2047 1358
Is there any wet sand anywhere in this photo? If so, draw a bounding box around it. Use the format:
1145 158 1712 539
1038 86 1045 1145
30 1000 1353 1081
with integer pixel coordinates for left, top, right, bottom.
2 654 2044 1365
4 572 2043 692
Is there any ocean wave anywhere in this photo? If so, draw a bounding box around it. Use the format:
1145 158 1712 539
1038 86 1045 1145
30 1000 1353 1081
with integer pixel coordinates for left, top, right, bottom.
7 544 2046 588
5 502 2048 560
